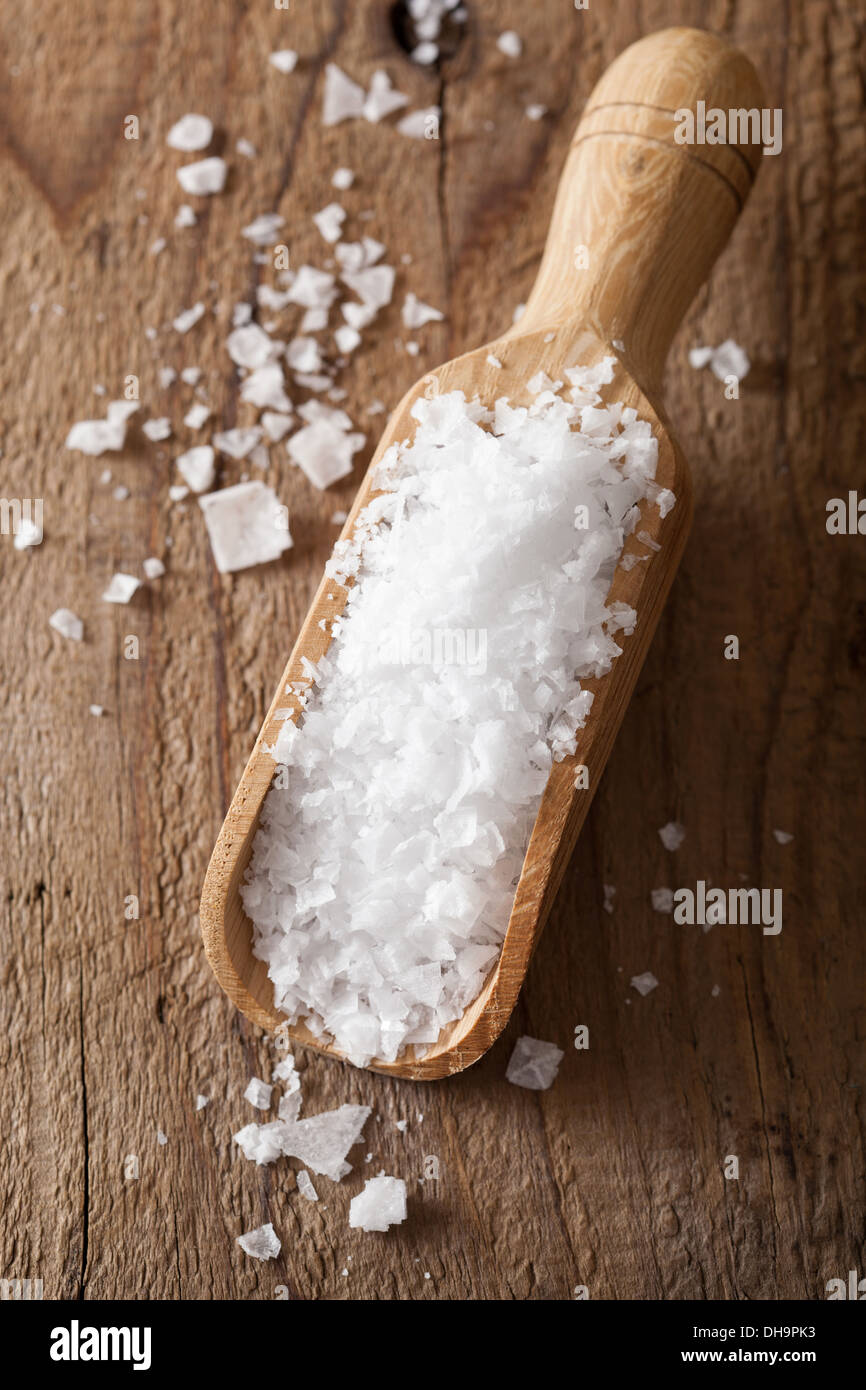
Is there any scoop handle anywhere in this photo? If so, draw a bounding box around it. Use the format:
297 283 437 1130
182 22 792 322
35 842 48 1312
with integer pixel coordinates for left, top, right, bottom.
514 27 765 392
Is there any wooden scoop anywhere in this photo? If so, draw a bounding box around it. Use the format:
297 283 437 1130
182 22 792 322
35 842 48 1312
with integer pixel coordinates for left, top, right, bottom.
201 27 763 1079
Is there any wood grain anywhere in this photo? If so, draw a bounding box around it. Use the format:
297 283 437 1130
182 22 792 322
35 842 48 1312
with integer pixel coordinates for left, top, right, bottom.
1 0 865 1299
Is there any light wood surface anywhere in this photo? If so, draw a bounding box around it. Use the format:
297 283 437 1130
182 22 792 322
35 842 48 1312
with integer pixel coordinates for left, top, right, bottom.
200 28 757 1078
2 0 864 1300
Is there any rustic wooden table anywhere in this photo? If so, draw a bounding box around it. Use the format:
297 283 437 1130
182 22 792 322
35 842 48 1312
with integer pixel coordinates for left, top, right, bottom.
1 0 864 1301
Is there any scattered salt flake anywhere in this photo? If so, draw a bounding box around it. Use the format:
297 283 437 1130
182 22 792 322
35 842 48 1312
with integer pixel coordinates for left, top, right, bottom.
497 30 522 57
286 265 337 310
195 1094 209 1110
113 485 130 501
506 1036 564 1091
655 488 676 517
288 417 364 489
314 203 346 244
150 237 167 257
184 401 211 430
244 1077 273 1111
158 366 177 388
173 301 205 334
711 984 721 997
14 518 42 549
49 608 83 641
237 1223 281 1261
651 887 674 913
102 573 141 604
658 821 686 852
335 324 361 354
348 1175 407 1232
332 167 355 190
630 971 659 997
269 49 298 73
213 427 262 460
330 509 348 524
65 399 139 456
340 264 395 311
226 323 283 368
363 69 409 123
322 63 365 126
176 157 227 196
199 481 292 573
773 829 794 845
296 1170 319 1202
262 411 294 442
89 705 105 717
177 445 215 493
143 417 172 442
402 292 444 329
486 354 502 369
175 204 197 228
242 213 285 246
526 103 547 121
236 137 256 159
689 339 750 381
157 1130 168 1146
169 484 189 502
167 113 213 152
603 884 616 914
283 1103 371 1179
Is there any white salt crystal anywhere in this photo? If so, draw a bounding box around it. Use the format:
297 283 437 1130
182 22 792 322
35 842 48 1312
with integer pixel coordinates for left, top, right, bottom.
402 292 444 329
158 366 178 387
14 517 42 549
655 488 676 517
102 572 141 604
166 113 213 151
314 203 346 244
506 1036 564 1091
175 204 197 228
284 1104 371 1180
177 445 215 493
412 41 438 65
262 411 294 442
157 1130 168 1146
143 416 172 442
227 323 284 368
244 1076 273 1111
486 354 502 368
630 972 659 997
236 137 256 159
49 608 83 641
322 63 365 125
237 1222 281 1261
340 264 395 310
335 324 361 354
89 705 105 716
242 213 285 246
348 1175 407 1232
176 157 227 196
65 399 139 456
603 884 616 914
651 887 674 913
286 265 337 310
173 301 205 334
658 821 686 852
288 417 364 489
269 49 298 73
150 237 166 256
363 69 409 123
690 339 751 381
773 829 794 844
169 484 189 501
184 402 211 430
332 167 355 190
113 485 130 501
526 104 546 121
241 363 292 412
199 481 292 573
213 427 262 460
296 1170 319 1202
195 1094 209 1110
497 30 522 57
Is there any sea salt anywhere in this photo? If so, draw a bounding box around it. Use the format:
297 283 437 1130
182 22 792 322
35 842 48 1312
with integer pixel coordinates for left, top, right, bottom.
689 338 751 381
269 49 298 73
242 362 662 1064
199 481 292 573
332 167 355 190
314 203 346 244
322 64 365 125
296 1170 319 1202
173 301 205 334
402 292 444 329
773 829 794 844
630 972 659 997
167 114 213 152
658 821 686 851
184 402 211 430
497 31 522 57
242 213 285 246
177 445 215 493
348 1175 407 1232
143 416 172 442
237 1223 281 1261
65 400 139 456
244 1077 273 1110
102 573 141 604
362 70 409 124
234 1103 370 1180
651 887 674 913
49 608 83 641
176 157 227 196
506 1036 564 1090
